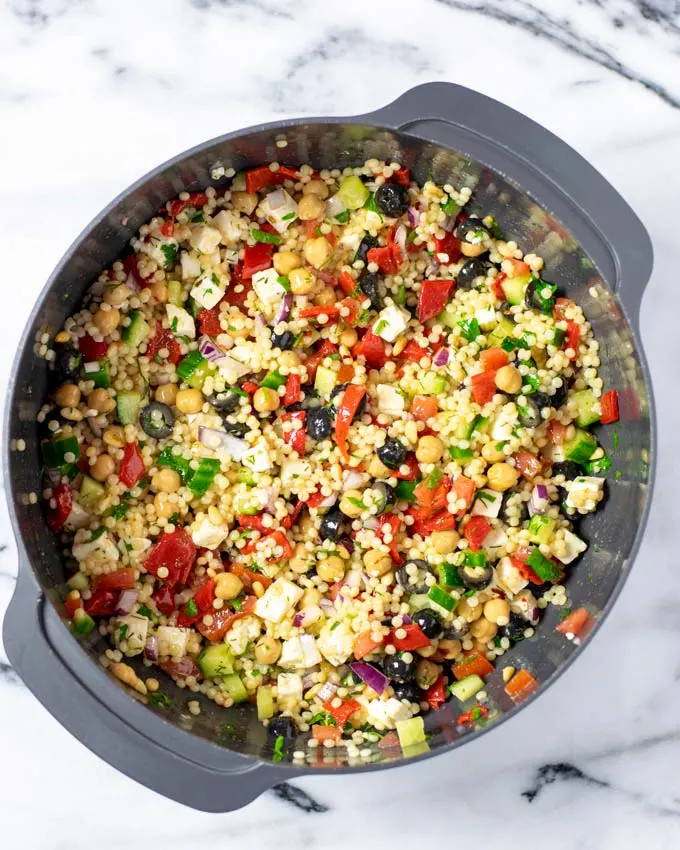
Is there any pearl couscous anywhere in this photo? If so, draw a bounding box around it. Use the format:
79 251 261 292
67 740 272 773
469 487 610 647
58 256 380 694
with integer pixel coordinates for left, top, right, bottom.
39 159 616 756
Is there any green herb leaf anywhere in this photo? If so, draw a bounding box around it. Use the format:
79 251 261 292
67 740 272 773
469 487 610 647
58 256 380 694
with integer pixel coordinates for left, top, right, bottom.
395 283 406 307
89 526 107 542
272 734 286 762
231 598 242 612
281 211 295 221
427 468 443 489
137 604 153 619
347 496 366 509
170 316 178 333
440 196 460 217
118 623 129 640
252 228 281 245
277 275 291 292
184 598 198 617
458 318 480 343
168 512 179 525
190 211 204 223
148 692 173 708
363 193 383 221
308 710 336 726
335 210 350 223
477 491 497 505
161 243 178 267
374 319 388 335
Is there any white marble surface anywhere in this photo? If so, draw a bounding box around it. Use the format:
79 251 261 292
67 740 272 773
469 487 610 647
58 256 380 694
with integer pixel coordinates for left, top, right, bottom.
1 0 679 845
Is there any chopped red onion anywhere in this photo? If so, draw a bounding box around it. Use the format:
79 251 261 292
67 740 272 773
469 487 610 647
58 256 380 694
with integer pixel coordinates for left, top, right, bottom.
319 598 335 614
317 493 337 509
378 731 400 749
174 587 194 606
125 272 141 293
350 661 389 695
345 569 362 588
315 269 337 286
199 335 225 362
293 612 305 627
407 207 420 227
144 635 159 663
274 293 293 325
363 517 379 530
159 655 202 681
394 224 407 255
528 484 549 516
198 425 248 461
317 681 338 702
114 589 138 615
433 347 450 367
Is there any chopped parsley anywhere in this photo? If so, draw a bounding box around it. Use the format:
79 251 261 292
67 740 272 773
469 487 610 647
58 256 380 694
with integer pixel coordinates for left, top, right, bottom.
107 492 131 521
252 228 281 245
330 620 341 631
334 210 350 223
161 243 178 267
190 211 204 223
395 283 406 306
137 604 153 619
458 317 480 342
308 710 336 726
347 496 366 509
231 597 243 612
612 429 619 449
277 275 291 291
170 316 179 333
184 598 198 617
89 526 107 542
477 491 497 505
374 319 388 335
560 608 573 620
272 734 286 762
440 195 460 217
117 623 129 641
358 309 372 324
148 692 173 708
486 217 503 239
281 211 296 221
167 512 179 525
363 193 384 221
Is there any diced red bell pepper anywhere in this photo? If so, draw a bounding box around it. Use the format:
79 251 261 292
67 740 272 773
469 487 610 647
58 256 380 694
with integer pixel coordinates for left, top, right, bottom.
339 271 358 295
425 673 447 710
354 629 384 660
388 167 410 188
236 514 269 533
421 510 457 534
242 242 274 280
352 329 387 369
119 442 146 489
323 697 361 727
46 483 73 533
239 530 293 564
64 596 84 618
433 231 461 262
304 339 338 382
470 370 498 405
600 390 619 425
377 513 403 565
144 528 196 587
122 254 150 287
337 363 355 384
414 476 451 520
159 220 174 238
197 306 223 337
306 488 329 509
78 333 108 361
244 165 299 194
146 324 181 365
453 652 495 681
463 515 492 552
283 373 302 406
299 304 341 320
153 585 176 616
411 395 438 421
417 279 454 324
565 321 581 357
504 669 538 704
367 226 402 275
394 453 420 481
197 607 241 642
390 623 430 651
84 589 119 617
312 724 342 745
91 567 137 593
510 549 543 585
556 607 593 637
480 347 509 371
457 705 490 726
281 499 305 531
166 193 208 218
224 264 252 309
282 410 307 455
452 475 477 512
241 380 259 395
335 384 367 461
491 271 507 300
179 578 215 626
553 297 575 321
228 563 272 590
399 339 430 364
513 450 542 480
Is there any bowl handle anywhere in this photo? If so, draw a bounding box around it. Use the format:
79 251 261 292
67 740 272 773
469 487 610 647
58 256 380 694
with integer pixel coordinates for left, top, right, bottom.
358 82 653 331
3 562 291 812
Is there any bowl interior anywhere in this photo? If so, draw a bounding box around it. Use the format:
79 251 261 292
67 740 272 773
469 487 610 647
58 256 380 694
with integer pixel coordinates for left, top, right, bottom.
6 121 652 767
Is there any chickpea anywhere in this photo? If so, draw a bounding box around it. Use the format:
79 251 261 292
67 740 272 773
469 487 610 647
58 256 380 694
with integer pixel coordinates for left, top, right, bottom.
289 267 316 295
289 542 312 574
415 659 440 690
495 364 522 394
430 529 460 555
456 596 483 623
303 179 329 200
437 638 462 660
103 425 126 449
92 306 120 336
91 453 115 482
155 383 178 405
368 454 391 478
460 241 487 258
278 350 300 369
103 283 132 307
273 251 301 276
297 513 315 536
317 555 345 583
483 597 511 625
152 468 181 493
363 548 392 577
154 492 174 519
149 280 168 303
416 644 438 658
87 388 115 414
339 489 365 518
303 236 331 269
314 286 336 307
415 435 444 464
487 462 520 492
339 328 358 348
253 386 280 414
214 572 243 601
301 587 321 608
469 616 498 643
54 383 81 408
298 193 326 221
255 635 281 665
175 388 204 415
231 191 258 215
481 441 506 463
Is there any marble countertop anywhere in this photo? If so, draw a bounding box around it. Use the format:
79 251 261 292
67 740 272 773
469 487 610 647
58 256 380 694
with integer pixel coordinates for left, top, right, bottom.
1 0 679 845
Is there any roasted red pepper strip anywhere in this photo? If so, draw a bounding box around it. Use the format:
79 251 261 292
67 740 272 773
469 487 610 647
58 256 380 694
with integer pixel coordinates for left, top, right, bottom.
334 384 367 460
339 271 358 295
352 329 388 369
224 263 252 309
153 585 175 616
78 333 108 361
323 697 361 727
470 370 498 405
600 390 619 424
119 442 146 488
242 243 274 280
46 483 72 533
84 589 118 617
491 271 507 300
281 500 305 531
394 453 421 481
306 488 329 508
304 339 338 382
425 673 447 710
146 323 181 365
399 339 430 364
64 596 83 618
282 410 307 455
197 306 223 337
565 321 581 358
378 514 403 565
390 623 430 651
388 167 410 188
167 193 207 218
510 550 543 585
145 528 197 587
367 225 402 275
433 231 461 262
237 514 269 533
463 515 492 552
417 279 454 323
91 567 137 593
283 373 302 406
244 165 299 194
122 254 150 288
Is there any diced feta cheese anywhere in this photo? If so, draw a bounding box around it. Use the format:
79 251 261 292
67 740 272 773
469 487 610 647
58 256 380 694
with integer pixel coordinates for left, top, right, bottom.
156 626 189 658
188 223 221 254
471 488 502 518
165 305 196 339
495 556 529 596
555 529 587 565
475 305 497 330
215 355 251 385
72 529 120 568
279 636 322 670
213 209 248 245
180 251 202 280
281 458 312 490
565 476 605 511
511 590 539 623
367 697 411 729
491 405 518 441
255 578 304 623
316 620 355 667
242 439 273 473
113 614 148 656
229 341 259 364
376 384 405 414
125 537 152 566
373 304 410 343
140 237 178 269
190 274 226 311
483 527 508 555
65 501 92 531
259 188 298 233
277 672 303 707
225 616 262 656
190 517 229 550
339 227 364 253
252 267 287 307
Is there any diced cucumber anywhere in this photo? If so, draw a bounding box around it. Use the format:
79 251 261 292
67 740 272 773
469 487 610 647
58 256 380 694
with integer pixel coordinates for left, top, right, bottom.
421 371 448 395
338 175 370 210
427 585 455 611
563 429 598 465
466 414 489 439
157 446 192 483
438 563 464 588
314 365 337 397
231 171 246 192
552 327 566 347
529 279 557 313
72 608 96 637
82 359 110 388
572 389 601 428
463 550 487 567
121 310 150 348
188 458 220 497
257 685 275 721
116 390 143 425
167 280 183 307
449 674 484 702
526 547 561 581
437 307 460 330
486 316 515 349
222 673 248 703
396 716 426 748
237 467 258 486
502 274 531 305
79 475 105 508
42 434 80 468
584 451 612 476
176 350 207 381
197 644 235 678
66 572 90 592
260 370 286 390
528 515 556 545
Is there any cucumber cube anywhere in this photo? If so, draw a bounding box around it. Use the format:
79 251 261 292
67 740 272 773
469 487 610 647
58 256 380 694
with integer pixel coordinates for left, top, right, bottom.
257 685 275 721
197 644 235 679
572 389 601 428
314 365 337 397
563 429 598 465
338 175 370 210
222 673 248 703
528 515 556 545
396 716 426 748
449 674 484 702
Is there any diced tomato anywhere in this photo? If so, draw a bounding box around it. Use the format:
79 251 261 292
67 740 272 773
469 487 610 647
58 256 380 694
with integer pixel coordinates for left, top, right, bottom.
166 193 207 218
354 629 384 660
299 304 341 320
91 567 137 593
304 339 338 382
242 243 274 280
241 380 259 395
399 338 430 364
417 279 454 324
452 475 477 512
433 231 461 262
84 589 119 617
388 167 410 188
390 623 430 651
491 271 507 300
411 395 438 421
457 705 490 726
513 450 542 480
306 488 329 509
553 297 575 321
152 585 175 616
303 219 322 238
504 669 538 703
556 607 592 637
425 673 447 710
367 225 402 275
335 384 367 460
64 596 84 618
547 420 568 445
122 254 150 287
119 441 146 488
414 476 451 520
236 514 268 532
463 515 492 552
144 528 196 587
339 271 358 296
179 578 215 626
600 390 619 425
470 370 498 405
244 165 299 194
480 347 509 371
353 329 388 369
197 306 223 337
159 220 174 238
336 363 355 383
283 373 302 407
146 324 181 365
282 411 307 455
506 259 530 277
78 333 108 361
312 724 342 744
377 513 403 565
421 510 457 534
197 608 242 643
229 563 272 590
453 652 495 681
323 697 361 727
565 321 581 357
46 483 73 533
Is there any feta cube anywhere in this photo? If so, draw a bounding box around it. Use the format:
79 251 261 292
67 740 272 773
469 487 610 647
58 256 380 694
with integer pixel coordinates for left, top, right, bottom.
495 556 529 596
555 529 587 565
190 517 229 550
190 274 226 311
252 267 287 307
316 620 355 667
113 614 148 656
471 488 502 518
180 251 202 280
213 209 247 245
156 626 189 658
255 578 304 623
188 223 221 254
367 697 411 729
225 616 262 656
259 188 298 233
281 458 312 490
483 527 507 554
565 476 605 511
373 305 410 343
511 590 539 623
376 383 405 414
277 672 303 707
339 227 364 253
242 439 273 473
279 636 322 670
215 355 251 385
72 529 120 567
165 305 196 339
140 237 178 269
475 305 497 330
491 405 518 441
